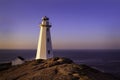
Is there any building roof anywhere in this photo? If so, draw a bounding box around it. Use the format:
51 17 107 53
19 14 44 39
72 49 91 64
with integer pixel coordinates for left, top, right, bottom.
17 56 25 60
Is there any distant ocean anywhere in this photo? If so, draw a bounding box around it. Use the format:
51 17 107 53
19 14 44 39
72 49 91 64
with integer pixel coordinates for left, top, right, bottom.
0 49 120 75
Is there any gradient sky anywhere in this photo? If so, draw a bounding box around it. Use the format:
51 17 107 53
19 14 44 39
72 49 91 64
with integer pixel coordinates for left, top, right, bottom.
0 0 120 49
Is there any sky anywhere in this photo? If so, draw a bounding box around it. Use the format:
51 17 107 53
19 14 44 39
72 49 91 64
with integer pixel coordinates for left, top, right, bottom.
0 0 120 49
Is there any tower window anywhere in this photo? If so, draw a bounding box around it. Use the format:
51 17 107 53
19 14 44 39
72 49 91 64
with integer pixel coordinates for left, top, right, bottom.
47 28 49 31
48 50 50 54
47 38 50 42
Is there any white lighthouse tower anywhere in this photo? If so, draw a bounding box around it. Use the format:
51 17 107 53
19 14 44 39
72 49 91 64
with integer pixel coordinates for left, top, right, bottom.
36 16 53 59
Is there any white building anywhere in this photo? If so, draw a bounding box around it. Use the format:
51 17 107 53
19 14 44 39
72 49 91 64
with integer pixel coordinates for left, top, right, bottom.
36 16 53 59
12 56 25 66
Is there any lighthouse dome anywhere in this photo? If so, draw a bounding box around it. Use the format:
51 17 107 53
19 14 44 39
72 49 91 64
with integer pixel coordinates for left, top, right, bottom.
42 16 49 20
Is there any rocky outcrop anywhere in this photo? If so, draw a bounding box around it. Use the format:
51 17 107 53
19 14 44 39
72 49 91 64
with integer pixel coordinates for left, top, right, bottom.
0 57 119 80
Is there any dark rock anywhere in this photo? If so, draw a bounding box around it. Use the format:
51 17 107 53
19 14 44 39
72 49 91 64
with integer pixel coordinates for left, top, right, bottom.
0 62 11 71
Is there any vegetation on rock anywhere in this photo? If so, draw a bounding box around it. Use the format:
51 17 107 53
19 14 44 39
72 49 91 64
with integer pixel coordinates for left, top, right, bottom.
0 57 119 80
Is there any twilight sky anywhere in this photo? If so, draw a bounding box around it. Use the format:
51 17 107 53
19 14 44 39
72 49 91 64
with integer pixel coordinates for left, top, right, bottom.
0 0 120 49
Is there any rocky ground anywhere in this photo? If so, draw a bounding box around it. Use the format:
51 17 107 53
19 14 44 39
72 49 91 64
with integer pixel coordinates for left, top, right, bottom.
0 57 119 80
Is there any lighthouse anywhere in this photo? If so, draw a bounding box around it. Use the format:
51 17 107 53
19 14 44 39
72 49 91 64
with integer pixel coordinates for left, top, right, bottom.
36 16 53 59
